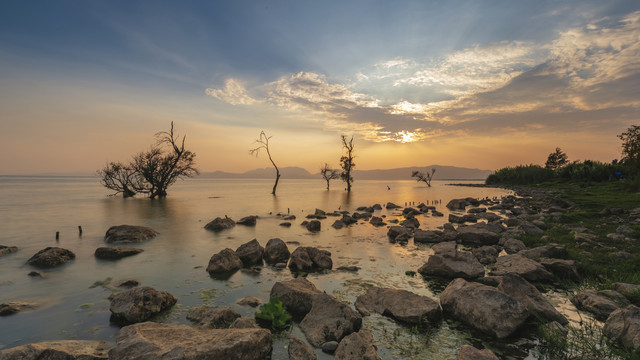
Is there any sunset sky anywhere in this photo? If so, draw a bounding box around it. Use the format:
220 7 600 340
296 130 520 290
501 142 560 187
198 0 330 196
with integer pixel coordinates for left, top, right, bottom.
1 0 639 175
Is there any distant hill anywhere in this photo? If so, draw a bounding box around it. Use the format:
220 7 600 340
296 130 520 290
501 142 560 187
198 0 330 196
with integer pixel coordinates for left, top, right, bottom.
201 165 491 180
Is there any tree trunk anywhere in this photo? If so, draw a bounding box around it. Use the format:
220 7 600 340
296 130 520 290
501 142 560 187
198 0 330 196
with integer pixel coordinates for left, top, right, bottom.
272 170 280 195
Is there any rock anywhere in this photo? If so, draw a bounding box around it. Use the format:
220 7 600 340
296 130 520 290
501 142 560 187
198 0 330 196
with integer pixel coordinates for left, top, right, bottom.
502 238 526 254
418 252 485 280
352 212 371 220
237 215 258 226
518 244 566 260
321 341 339 354
27 271 46 278
94 247 143 260
616 225 634 235
341 214 357 225
306 220 321 232
572 289 630 321
337 266 360 272
284 215 296 220
497 274 567 324
230 317 259 329
288 335 317 360
206 248 243 276
237 296 263 307
369 216 386 227
315 209 326 216
186 306 241 329
204 217 235 231
0 340 111 360
270 278 322 318
0 245 18 257
289 247 332 272
332 220 346 229
448 214 478 224
613 251 632 259
603 305 640 352
472 246 500 265
432 210 444 217
333 330 381 360
108 286 177 324
413 229 440 243
431 241 457 255
387 226 412 242
108 322 272 360
300 293 362 347
400 217 420 229
280 222 292 227
354 287 441 324
467 207 487 213
116 279 139 288
386 202 402 209
235 239 264 266
491 254 553 283
480 212 502 222
456 345 499 360
0 301 39 316
263 238 291 265
439 278 529 338
104 225 158 244
26 247 75 268
539 258 579 281
613 283 640 300
456 226 499 246
519 221 545 236
372 204 382 210
446 199 468 210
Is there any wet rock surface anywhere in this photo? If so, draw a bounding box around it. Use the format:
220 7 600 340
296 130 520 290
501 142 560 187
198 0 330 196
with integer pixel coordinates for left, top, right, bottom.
300 293 362 347
418 252 485 280
186 306 241 329
0 245 18 257
355 286 441 324
270 278 322 318
108 286 177 324
0 340 112 360
94 247 143 260
288 335 317 360
0 301 39 316
235 239 264 266
263 238 290 265
204 216 235 231
26 247 75 268
104 225 158 244
288 247 332 272
206 248 243 276
333 330 381 360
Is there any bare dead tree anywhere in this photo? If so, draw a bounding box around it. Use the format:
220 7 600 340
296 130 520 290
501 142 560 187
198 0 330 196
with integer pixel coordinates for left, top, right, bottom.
250 130 280 195
411 168 436 187
97 161 144 197
320 163 340 190
340 135 355 192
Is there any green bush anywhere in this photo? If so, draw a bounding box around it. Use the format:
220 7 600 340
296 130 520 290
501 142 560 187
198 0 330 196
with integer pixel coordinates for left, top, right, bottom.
254 296 292 331
486 164 555 185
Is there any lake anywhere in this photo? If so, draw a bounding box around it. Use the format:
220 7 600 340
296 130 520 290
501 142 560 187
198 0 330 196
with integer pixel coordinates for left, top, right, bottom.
1 176 549 358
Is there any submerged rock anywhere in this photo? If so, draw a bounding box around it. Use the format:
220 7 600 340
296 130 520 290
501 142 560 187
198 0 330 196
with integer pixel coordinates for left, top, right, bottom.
333 330 381 360
603 305 640 352
288 247 332 272
0 301 39 316
26 247 75 268
206 248 243 276
235 239 264 266
270 278 322 318
354 287 441 325
418 252 485 280
94 247 143 260
187 306 241 329
0 340 111 360
0 245 18 257
263 238 290 265
237 296 263 307
204 216 235 231
237 215 258 226
300 293 362 347
108 286 177 324
108 322 272 360
104 225 157 244
306 220 321 232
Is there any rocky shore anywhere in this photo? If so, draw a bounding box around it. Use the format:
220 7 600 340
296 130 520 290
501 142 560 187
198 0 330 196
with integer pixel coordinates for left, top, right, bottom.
1 186 639 359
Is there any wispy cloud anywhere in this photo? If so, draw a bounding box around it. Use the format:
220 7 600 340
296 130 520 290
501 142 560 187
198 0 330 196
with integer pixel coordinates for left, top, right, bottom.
205 79 258 105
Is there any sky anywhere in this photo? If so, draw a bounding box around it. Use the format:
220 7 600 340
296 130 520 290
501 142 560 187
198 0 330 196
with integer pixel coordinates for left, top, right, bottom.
1 0 639 175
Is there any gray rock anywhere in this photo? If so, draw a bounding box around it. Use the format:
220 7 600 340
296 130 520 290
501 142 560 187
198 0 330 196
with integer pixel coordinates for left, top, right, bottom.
572 289 630 321
616 225 634 235
206 248 243 276
333 331 381 360
497 274 567 324
456 345 499 360
491 254 553 283
26 247 75 268
237 296 263 307
354 287 441 324
387 226 412 241
288 335 317 360
0 340 111 360
321 341 339 354
418 252 485 280
300 293 362 347
0 301 39 316
502 238 526 254
94 247 143 260
456 226 500 246
539 258 579 281
0 245 18 257
235 239 264 266
439 278 529 338
104 225 157 244
108 322 272 360
306 220 321 232
613 283 640 300
237 215 258 226
519 221 545 236
369 216 386 227
332 220 346 229
413 229 441 243
263 238 291 265
270 278 322 318
603 305 640 352
204 217 235 231
289 247 332 272
186 306 241 329
518 244 566 260
431 241 457 255
472 246 500 265
108 286 177 324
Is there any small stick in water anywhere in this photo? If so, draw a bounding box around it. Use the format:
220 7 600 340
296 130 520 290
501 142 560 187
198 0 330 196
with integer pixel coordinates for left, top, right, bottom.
78 226 83 237
56 231 60 241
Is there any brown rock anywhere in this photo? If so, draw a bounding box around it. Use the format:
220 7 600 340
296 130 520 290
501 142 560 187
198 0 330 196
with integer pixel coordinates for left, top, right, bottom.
235 239 264 266
263 238 291 265
300 293 362 347
418 252 485 280
204 217 235 231
270 278 322 318
0 301 39 316
456 345 499 360
354 287 441 324
288 335 317 360
497 274 567 324
104 225 157 244
206 248 243 276
108 286 177 324
333 331 381 360
0 340 111 360
94 247 143 260
603 305 640 352
572 289 630 321
288 247 332 272
491 254 553 283
26 247 75 268
187 306 241 329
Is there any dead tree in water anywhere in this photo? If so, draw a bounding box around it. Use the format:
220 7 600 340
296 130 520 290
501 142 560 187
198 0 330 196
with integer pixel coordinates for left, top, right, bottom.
98 161 142 197
411 168 436 187
250 130 280 195
320 163 340 190
340 135 355 192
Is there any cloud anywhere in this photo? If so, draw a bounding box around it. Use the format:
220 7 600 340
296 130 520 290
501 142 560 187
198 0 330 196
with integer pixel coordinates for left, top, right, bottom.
205 79 258 105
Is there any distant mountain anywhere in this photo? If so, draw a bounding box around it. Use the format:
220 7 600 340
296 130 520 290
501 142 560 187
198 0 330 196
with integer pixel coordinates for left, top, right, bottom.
201 165 491 180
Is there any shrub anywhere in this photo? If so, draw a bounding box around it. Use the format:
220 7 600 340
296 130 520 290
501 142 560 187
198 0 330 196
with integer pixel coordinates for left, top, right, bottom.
254 296 292 331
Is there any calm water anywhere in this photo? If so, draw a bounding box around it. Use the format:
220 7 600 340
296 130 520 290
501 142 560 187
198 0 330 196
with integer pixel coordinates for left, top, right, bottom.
0 176 540 358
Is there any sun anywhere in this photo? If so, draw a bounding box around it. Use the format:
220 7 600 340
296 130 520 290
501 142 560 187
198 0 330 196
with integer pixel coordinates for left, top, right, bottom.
396 131 416 143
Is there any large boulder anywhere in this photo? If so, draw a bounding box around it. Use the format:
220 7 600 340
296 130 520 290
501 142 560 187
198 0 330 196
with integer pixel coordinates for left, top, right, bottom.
270 278 322 318
603 305 640 352
186 306 241 329
288 247 332 272
572 289 630 321
94 247 143 260
204 217 235 231
431 241 457 256
0 245 18 257
263 238 290 265
490 254 553 283
456 226 499 246
538 258 579 281
26 247 75 268
472 246 500 265
104 225 157 244
300 293 362 347
446 199 468 210
0 340 111 360
306 220 321 232
439 278 529 338
456 345 499 360
333 330 381 360
497 274 567 324
418 252 485 280
237 215 258 226
108 322 271 360
614 283 640 301
387 226 411 241
108 286 177 324
288 335 317 360
413 229 441 243
518 244 566 260
502 238 527 254
235 239 264 266
206 248 243 276
354 287 441 325
369 216 386 227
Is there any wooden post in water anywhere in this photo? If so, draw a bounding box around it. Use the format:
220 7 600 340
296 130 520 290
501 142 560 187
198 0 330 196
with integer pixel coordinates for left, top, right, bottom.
78 226 83 237
55 231 60 241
